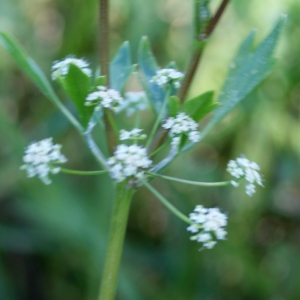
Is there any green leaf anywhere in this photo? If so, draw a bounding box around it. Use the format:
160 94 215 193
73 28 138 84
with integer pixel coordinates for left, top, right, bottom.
59 64 93 128
169 96 180 117
0 30 82 132
202 16 286 136
110 41 132 91
138 36 166 113
183 91 218 121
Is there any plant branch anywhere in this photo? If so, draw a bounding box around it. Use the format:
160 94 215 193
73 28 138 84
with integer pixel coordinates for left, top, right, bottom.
147 172 232 187
98 183 134 300
60 168 108 176
177 0 230 102
99 0 109 84
150 0 231 156
140 179 191 224
146 89 170 149
83 130 108 170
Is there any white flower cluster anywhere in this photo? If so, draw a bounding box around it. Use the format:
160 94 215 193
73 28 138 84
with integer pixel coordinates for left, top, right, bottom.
120 128 147 141
117 91 148 116
107 144 152 182
151 68 184 89
51 56 92 80
162 112 201 145
20 138 67 185
227 156 263 196
187 205 227 250
85 86 124 112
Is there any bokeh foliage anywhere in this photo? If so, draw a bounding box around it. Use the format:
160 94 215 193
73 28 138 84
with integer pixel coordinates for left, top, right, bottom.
0 0 299 299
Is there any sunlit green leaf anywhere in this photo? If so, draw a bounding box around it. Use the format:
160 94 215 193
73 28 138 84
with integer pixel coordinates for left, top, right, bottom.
59 64 93 128
202 16 286 136
110 41 132 91
183 90 218 121
138 36 166 113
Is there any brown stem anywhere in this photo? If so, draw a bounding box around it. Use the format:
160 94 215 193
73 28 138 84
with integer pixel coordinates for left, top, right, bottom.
177 0 230 103
99 0 118 153
205 0 230 37
150 0 230 153
177 49 203 103
99 0 110 84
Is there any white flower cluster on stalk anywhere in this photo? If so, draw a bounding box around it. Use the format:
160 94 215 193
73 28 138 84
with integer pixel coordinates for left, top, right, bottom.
20 138 67 185
227 156 263 196
119 128 147 141
162 112 201 145
187 205 227 250
117 91 148 116
107 144 152 182
151 68 184 89
85 86 124 112
51 56 92 80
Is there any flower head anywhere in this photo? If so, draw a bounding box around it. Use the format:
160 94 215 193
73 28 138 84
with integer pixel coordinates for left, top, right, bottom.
51 56 92 80
85 86 124 112
187 205 227 250
107 144 152 182
151 68 184 89
20 138 67 184
227 155 263 196
119 128 147 141
117 91 149 116
162 112 201 145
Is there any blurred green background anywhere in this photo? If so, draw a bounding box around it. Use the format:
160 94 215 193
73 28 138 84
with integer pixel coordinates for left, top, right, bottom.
0 0 299 299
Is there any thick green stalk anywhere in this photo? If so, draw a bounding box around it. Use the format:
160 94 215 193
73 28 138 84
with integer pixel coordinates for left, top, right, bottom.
98 183 134 300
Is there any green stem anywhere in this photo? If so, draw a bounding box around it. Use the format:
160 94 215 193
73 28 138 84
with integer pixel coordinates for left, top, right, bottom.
106 109 119 138
146 89 170 149
84 131 109 170
98 183 134 300
149 140 169 157
140 179 191 224
60 168 108 176
134 71 156 114
147 172 232 187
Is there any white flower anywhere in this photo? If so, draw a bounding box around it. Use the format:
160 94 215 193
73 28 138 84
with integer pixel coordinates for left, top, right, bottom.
51 56 92 80
227 155 263 196
117 91 149 116
187 205 227 250
203 208 227 231
119 128 147 141
85 86 124 112
163 112 201 145
151 68 184 89
107 144 152 182
245 183 256 197
20 138 67 185
188 131 201 143
230 180 239 187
